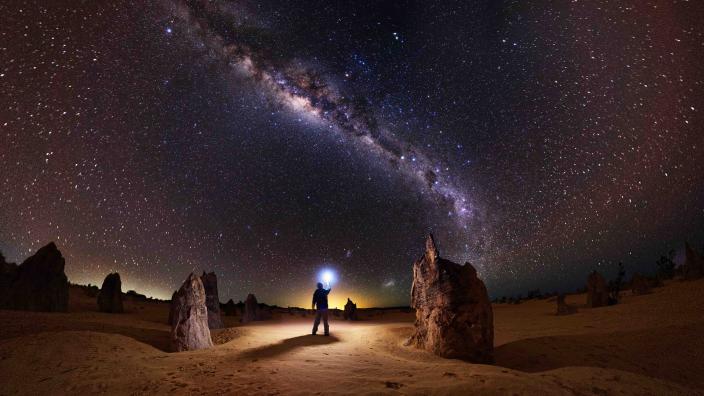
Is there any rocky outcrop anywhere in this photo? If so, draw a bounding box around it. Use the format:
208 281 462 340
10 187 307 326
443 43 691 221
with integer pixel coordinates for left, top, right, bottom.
97 273 124 313
556 294 577 315
343 298 358 320
0 242 68 312
200 272 224 329
631 273 651 295
586 271 609 308
241 293 270 323
682 242 704 280
406 234 494 363
169 273 213 352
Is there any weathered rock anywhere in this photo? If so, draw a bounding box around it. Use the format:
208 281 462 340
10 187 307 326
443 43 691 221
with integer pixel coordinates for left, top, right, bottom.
0 242 69 312
200 272 224 329
241 293 270 323
406 234 494 363
343 298 358 320
169 273 213 352
586 271 609 308
97 273 124 313
631 273 651 295
556 294 577 315
682 242 704 280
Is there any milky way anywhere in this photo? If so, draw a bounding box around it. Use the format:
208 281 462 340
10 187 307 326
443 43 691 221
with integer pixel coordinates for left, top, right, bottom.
1 0 703 307
167 0 479 230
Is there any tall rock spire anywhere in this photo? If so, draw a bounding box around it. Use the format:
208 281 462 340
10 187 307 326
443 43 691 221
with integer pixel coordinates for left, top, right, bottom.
425 233 439 262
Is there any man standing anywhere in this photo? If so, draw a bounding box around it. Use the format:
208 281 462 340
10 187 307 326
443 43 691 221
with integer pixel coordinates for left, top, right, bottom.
312 282 331 336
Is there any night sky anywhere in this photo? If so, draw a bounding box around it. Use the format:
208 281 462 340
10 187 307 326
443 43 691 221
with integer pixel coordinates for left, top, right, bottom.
1 0 703 308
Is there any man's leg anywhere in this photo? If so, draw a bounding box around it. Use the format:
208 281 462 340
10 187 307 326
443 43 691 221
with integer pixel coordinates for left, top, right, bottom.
322 310 329 335
312 310 321 335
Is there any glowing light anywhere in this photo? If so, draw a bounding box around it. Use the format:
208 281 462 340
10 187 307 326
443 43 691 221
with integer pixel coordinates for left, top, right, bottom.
318 268 337 287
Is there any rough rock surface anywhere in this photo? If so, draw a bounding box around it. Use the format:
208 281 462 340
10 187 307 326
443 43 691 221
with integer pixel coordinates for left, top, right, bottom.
0 242 68 312
169 273 213 352
682 242 704 280
406 234 494 363
200 272 224 329
343 298 358 320
556 294 577 315
631 273 651 295
586 271 609 308
97 273 124 313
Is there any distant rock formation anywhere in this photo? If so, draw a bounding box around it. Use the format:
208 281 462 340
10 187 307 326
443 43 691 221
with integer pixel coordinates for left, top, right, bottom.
343 298 358 320
586 271 609 308
169 273 213 352
631 273 652 295
406 234 494 363
221 298 237 316
97 273 124 313
125 290 148 300
556 294 577 315
241 293 270 323
80 284 100 298
200 272 224 329
0 242 68 312
682 242 704 280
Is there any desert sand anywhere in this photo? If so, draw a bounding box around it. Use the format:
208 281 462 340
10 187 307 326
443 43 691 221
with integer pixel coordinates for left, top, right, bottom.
1 279 703 395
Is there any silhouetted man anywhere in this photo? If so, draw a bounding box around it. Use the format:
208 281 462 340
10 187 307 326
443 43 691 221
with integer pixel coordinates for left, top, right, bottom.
312 282 331 335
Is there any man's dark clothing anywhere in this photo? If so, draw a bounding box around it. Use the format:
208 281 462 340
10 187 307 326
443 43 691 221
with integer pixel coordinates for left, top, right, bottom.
312 288 330 310
312 287 331 335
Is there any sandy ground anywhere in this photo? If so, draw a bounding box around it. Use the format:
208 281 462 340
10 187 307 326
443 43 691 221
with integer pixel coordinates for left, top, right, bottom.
0 280 703 395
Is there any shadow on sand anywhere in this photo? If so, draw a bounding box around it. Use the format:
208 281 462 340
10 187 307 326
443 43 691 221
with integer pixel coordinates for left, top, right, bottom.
238 334 340 360
494 321 704 389
0 315 172 352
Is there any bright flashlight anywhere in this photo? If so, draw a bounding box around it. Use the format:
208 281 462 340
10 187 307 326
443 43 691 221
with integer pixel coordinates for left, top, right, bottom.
319 269 336 288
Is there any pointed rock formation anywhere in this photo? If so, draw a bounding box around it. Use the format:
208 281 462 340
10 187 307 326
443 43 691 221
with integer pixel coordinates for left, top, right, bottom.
0 242 68 312
631 273 651 295
97 273 124 313
406 234 494 363
343 298 358 320
241 293 261 323
556 294 577 315
200 272 224 329
169 273 213 352
682 242 704 280
586 271 609 308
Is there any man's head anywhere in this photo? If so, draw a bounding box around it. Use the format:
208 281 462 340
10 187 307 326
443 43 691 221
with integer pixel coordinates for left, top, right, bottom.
317 282 323 289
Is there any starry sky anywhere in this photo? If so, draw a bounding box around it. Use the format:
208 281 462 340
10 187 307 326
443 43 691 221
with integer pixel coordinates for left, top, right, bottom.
1 0 703 308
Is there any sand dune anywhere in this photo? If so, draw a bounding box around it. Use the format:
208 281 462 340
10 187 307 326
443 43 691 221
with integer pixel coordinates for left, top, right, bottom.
1 280 703 395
